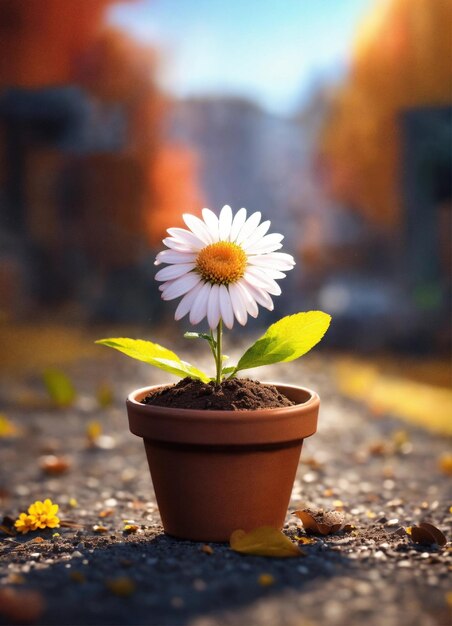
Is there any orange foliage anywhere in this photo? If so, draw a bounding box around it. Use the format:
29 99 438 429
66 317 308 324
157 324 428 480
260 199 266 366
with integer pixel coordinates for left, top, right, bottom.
0 0 114 87
321 0 452 229
0 0 203 257
147 145 205 245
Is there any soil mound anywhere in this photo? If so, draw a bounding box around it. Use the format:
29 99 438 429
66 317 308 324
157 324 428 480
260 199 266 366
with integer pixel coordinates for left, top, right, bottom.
141 377 294 411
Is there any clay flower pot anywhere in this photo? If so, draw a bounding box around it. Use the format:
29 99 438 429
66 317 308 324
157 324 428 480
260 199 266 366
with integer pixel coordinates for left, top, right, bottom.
127 382 319 542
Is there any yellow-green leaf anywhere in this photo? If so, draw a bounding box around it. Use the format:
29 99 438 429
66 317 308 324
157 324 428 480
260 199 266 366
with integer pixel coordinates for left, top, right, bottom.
235 311 331 373
43 369 76 407
95 338 209 383
230 527 303 558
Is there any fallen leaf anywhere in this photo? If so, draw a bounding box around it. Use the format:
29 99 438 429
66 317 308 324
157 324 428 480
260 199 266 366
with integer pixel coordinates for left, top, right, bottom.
98 509 114 518
93 524 108 533
293 509 344 535
409 522 447 547
31 537 45 544
123 524 139 533
258 573 275 586
97 383 114 408
39 455 71 475
0 587 45 624
106 577 135 597
86 421 102 445
439 454 452 476
0 414 20 438
201 544 214 555
230 527 302 558
59 519 84 529
43 368 76 408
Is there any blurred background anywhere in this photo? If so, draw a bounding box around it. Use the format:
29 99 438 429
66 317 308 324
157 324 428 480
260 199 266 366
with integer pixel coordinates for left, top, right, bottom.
0 0 451 372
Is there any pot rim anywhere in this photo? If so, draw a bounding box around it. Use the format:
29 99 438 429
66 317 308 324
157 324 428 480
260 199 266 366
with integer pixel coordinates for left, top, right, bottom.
127 382 319 423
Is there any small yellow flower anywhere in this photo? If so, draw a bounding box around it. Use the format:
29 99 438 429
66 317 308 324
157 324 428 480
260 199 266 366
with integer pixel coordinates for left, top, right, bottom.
14 499 60 534
14 513 37 534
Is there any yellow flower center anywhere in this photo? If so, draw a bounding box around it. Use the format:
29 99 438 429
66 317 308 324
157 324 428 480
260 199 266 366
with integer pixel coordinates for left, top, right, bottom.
196 241 247 285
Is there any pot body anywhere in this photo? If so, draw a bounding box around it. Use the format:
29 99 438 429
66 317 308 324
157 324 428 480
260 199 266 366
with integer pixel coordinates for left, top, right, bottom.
127 384 319 542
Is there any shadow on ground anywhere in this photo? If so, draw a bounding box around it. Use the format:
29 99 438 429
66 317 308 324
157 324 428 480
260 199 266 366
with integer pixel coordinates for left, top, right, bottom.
1 532 353 626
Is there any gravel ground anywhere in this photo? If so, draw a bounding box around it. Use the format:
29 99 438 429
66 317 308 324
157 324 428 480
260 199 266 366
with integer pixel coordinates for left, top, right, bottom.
0 347 451 626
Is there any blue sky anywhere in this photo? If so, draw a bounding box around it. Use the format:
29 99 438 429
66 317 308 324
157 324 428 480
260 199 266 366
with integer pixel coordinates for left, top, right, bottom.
109 0 373 114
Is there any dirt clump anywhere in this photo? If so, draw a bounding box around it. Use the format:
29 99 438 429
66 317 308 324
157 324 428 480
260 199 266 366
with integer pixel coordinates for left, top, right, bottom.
141 377 295 410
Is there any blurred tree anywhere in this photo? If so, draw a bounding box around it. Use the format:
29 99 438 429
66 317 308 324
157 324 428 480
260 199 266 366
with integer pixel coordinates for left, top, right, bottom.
321 0 452 229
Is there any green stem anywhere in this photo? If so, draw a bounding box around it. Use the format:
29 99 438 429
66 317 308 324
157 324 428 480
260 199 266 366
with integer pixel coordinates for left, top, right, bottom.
215 319 223 385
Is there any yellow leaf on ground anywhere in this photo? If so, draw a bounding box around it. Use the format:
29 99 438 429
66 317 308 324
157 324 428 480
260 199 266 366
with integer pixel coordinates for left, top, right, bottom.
230 527 302 558
0 415 20 438
42 368 76 407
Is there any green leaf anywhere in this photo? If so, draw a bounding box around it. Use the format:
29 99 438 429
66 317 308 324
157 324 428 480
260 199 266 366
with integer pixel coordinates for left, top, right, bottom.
43 368 76 407
221 366 236 377
234 311 331 373
95 338 210 382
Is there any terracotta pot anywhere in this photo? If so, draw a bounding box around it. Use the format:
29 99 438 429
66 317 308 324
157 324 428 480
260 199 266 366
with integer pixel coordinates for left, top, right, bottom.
126 383 319 542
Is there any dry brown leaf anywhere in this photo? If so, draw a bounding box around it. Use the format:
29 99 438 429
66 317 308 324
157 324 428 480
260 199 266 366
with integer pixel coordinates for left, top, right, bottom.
0 587 45 624
410 522 447 547
230 527 303 558
293 509 344 535
39 455 71 475
98 509 114 518
59 519 84 529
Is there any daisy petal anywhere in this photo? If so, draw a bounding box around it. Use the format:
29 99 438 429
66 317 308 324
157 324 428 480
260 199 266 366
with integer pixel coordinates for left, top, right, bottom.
175 281 204 321
244 267 282 295
243 280 274 311
161 273 202 300
162 237 195 252
247 253 295 271
190 282 211 325
236 282 258 318
155 263 195 281
167 228 205 250
202 208 220 242
218 205 233 241
183 214 214 244
228 283 248 326
235 211 262 245
241 220 271 250
207 284 221 329
229 208 247 242
154 250 196 265
246 233 284 254
219 284 234 329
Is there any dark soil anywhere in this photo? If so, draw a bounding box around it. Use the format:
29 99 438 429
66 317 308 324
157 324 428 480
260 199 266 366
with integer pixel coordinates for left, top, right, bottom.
141 377 295 410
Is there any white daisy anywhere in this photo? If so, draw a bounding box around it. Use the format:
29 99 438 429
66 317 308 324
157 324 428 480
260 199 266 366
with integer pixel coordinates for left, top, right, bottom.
154 205 295 329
